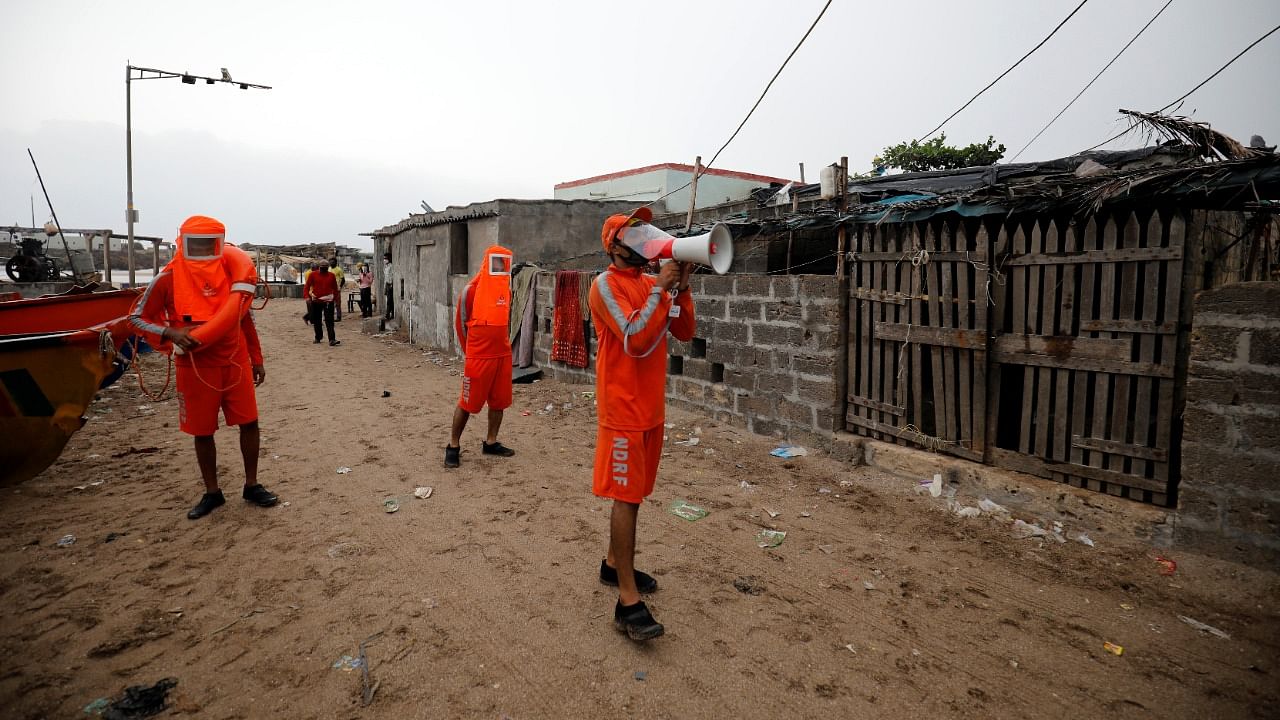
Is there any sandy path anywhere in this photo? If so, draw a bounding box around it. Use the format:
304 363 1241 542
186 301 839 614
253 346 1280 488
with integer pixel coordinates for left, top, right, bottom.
1 298 1277 719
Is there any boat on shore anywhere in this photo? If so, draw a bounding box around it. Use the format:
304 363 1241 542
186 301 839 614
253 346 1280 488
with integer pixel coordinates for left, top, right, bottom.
0 285 146 486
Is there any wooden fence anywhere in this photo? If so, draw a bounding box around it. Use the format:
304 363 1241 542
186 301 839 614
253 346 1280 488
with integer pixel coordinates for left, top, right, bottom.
844 208 1206 506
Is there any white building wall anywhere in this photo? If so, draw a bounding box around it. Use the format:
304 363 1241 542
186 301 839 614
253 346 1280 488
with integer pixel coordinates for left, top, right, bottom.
554 167 786 214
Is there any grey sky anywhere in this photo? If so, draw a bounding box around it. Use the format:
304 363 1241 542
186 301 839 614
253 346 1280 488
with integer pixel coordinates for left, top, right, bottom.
3 0 1277 251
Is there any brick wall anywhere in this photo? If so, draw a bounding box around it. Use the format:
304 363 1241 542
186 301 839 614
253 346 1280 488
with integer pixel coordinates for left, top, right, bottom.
533 271 843 451
1176 281 1280 567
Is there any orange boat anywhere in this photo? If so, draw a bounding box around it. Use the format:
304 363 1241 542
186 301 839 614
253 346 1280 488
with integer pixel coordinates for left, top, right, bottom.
0 285 146 486
0 285 142 336
0 327 122 486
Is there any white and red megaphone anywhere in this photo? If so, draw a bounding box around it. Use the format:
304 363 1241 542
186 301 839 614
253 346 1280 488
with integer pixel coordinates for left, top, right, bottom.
617 222 734 275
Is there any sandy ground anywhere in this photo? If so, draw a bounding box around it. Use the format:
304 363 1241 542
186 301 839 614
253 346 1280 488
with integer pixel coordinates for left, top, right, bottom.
1 298 1277 720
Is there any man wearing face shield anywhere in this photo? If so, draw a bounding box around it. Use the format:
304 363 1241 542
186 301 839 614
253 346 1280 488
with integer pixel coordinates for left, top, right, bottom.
446 245 517 468
128 215 278 519
587 208 696 641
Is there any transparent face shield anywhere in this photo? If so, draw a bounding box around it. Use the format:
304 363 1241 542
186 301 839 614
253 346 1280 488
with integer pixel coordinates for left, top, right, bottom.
616 223 673 261
181 233 224 260
488 253 512 276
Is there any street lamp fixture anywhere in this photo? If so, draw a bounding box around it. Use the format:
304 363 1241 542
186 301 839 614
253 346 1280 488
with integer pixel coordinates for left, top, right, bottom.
124 63 271 286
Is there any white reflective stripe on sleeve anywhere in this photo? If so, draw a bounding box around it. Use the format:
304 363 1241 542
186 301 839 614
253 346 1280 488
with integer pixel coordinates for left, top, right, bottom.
594 273 663 337
128 271 170 336
230 282 256 294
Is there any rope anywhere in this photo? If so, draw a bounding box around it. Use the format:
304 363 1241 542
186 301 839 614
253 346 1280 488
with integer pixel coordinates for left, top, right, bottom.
130 335 174 402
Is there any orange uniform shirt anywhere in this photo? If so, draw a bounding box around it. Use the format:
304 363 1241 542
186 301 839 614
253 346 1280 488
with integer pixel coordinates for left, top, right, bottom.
588 265 695 431
454 278 512 359
129 270 264 368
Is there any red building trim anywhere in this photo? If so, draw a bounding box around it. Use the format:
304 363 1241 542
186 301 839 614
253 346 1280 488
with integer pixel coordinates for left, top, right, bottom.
554 163 794 190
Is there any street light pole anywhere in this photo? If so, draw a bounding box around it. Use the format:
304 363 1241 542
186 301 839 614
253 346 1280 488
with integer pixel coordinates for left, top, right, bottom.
125 63 135 286
124 64 271 288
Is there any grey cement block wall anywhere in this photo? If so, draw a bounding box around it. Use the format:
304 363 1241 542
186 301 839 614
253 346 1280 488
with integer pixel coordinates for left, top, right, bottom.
534 271 842 451
1176 281 1280 568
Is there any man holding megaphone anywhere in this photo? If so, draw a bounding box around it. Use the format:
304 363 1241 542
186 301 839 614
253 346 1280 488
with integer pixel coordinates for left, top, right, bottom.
588 207 697 642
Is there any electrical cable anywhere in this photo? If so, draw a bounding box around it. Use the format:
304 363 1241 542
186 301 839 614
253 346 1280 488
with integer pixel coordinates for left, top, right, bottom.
641 0 834 212
918 0 1089 143
1084 22 1280 152
1010 0 1173 162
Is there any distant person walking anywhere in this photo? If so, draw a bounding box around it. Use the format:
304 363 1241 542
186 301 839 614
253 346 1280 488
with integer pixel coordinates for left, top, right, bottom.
329 257 346 321
356 263 374 318
305 260 341 346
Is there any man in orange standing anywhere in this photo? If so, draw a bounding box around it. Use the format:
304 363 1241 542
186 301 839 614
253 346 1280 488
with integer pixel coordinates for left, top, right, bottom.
588 208 695 641
446 245 517 468
128 215 278 519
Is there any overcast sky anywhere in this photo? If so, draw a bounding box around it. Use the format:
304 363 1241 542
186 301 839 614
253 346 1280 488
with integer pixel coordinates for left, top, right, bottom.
2 0 1277 250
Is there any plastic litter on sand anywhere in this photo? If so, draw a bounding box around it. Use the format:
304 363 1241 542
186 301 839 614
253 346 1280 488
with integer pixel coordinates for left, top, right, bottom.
669 499 709 521
413 487 433 499
1103 642 1124 656
333 655 365 671
756 529 786 548
383 499 400 513
1178 615 1231 639
770 445 808 459
336 466 352 474
56 534 76 547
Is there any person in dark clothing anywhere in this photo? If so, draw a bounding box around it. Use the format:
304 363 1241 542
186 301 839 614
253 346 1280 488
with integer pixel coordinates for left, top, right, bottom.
383 252 395 320
304 261 341 346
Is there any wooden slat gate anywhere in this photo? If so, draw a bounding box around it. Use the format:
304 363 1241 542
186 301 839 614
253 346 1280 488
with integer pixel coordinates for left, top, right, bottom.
845 210 1191 506
845 218 988 463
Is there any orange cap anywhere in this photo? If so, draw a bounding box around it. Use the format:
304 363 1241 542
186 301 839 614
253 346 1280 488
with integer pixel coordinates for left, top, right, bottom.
601 207 654 252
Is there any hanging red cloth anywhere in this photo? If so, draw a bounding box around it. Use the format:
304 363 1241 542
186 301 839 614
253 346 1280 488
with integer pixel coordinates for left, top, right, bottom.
550 270 589 368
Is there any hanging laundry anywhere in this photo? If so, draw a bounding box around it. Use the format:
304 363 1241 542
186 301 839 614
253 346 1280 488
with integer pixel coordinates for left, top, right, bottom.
550 270 589 368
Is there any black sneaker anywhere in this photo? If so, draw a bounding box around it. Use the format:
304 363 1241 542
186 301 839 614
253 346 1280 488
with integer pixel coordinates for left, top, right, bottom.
187 490 225 520
614 600 664 641
600 559 658 594
242 484 279 507
313 338 321 344
444 445 460 468
481 440 515 457
329 340 341 346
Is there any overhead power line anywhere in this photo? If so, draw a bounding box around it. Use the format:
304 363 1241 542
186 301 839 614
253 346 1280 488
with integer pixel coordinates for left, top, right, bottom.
643 0 833 210
1084 22 1280 152
1010 0 1173 162
918 0 1089 143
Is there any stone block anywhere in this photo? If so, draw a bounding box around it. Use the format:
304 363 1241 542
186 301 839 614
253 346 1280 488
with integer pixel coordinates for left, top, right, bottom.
751 324 806 348
1195 281 1280 316
1239 413 1280 451
1185 377 1239 406
729 300 764 322
702 275 733 297
815 407 836 432
790 353 836 377
725 369 755 392
695 296 728 322
799 275 839 299
1237 370 1280 406
1182 405 1235 447
745 392 780 417
803 303 841 326
668 339 690 357
683 357 714 382
750 417 786 438
709 383 733 409
706 341 735 365
764 299 803 324
756 372 796 396
1222 494 1280 538
735 347 775 370
1249 329 1280 366
781 401 816 426
1181 443 1278 494
797 378 838 403
734 275 773 298
713 319 750 345
675 378 708 404
803 327 841 351
1176 485 1224 529
1190 326 1242 363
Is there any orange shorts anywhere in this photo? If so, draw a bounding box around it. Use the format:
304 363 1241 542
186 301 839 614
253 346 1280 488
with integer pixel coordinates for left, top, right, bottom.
458 355 513 414
592 425 664 504
176 363 258 436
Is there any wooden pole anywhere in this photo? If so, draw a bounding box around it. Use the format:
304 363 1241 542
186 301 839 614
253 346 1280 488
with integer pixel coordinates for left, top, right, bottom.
685 156 702 233
835 155 851 433
153 240 161 275
103 233 112 284
836 156 849 280
798 162 806 184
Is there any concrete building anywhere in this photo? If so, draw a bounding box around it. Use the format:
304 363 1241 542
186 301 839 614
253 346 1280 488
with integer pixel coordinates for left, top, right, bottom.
554 163 793 214
367 198 638 350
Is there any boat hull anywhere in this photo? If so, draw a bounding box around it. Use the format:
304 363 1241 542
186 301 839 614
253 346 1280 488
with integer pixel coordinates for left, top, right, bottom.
0 329 118 487
0 288 142 336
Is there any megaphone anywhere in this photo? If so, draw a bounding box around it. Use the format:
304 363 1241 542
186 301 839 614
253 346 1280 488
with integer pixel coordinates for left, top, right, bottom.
618 222 735 275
